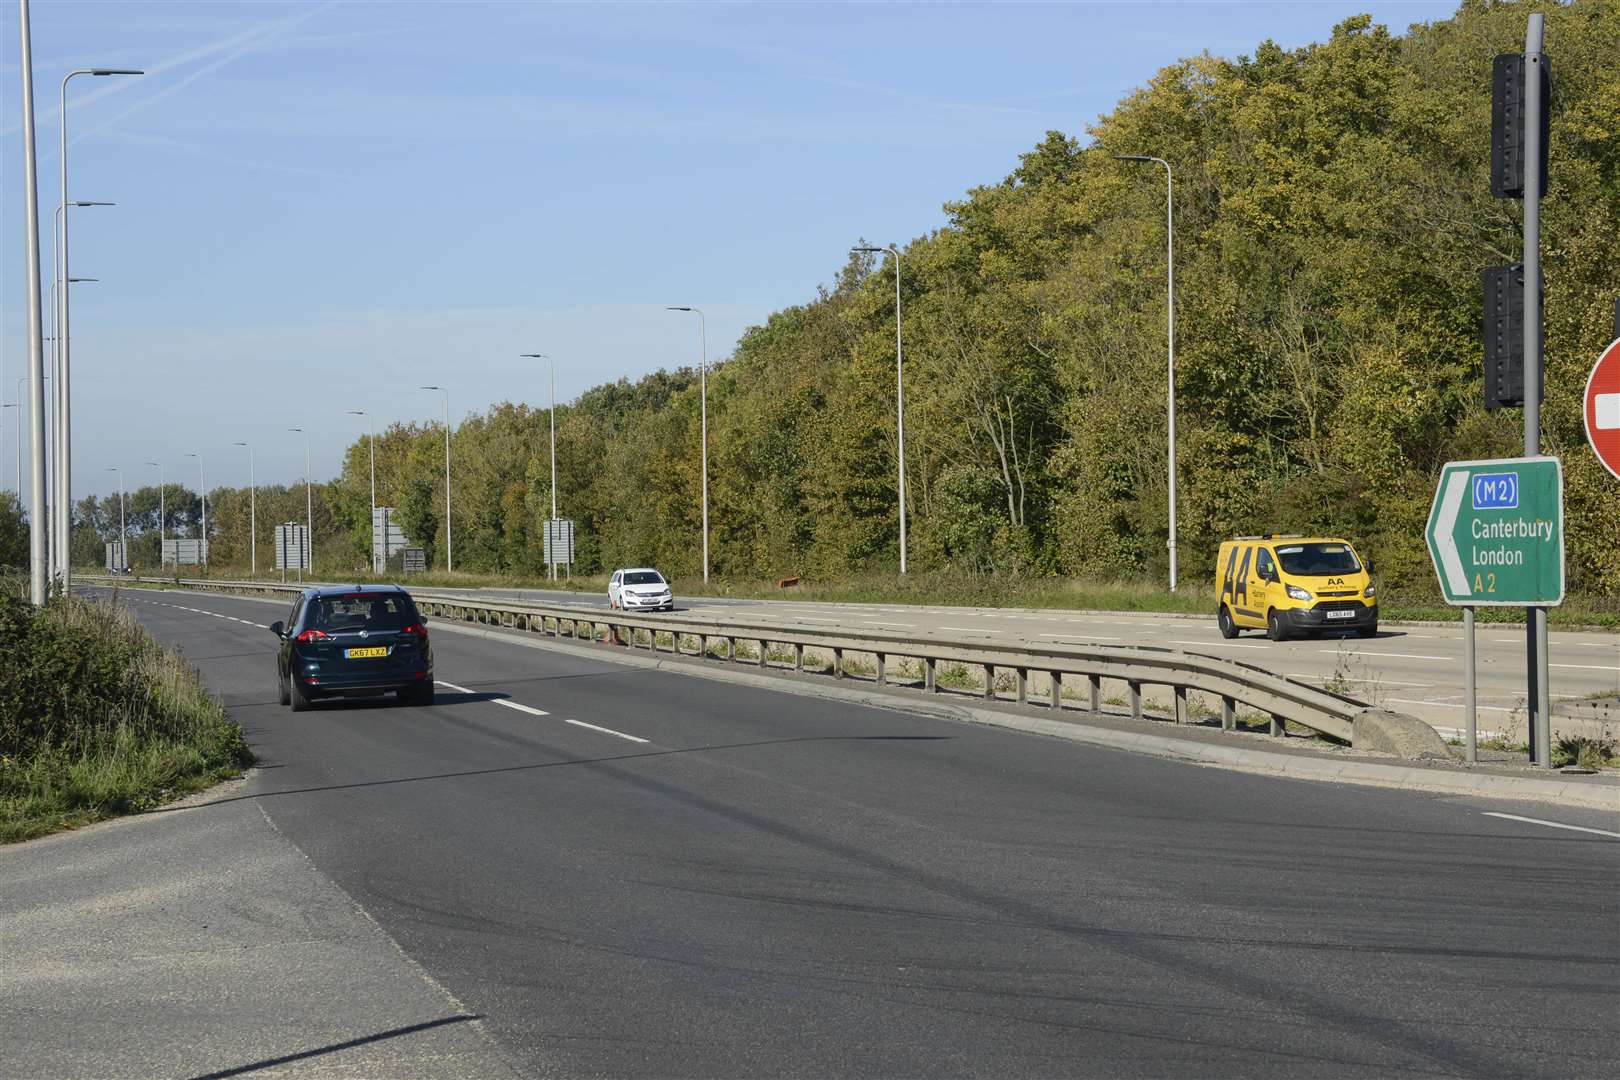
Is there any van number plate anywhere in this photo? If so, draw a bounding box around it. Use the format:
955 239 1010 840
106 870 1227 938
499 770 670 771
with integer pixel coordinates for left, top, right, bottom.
1325 611 1355 620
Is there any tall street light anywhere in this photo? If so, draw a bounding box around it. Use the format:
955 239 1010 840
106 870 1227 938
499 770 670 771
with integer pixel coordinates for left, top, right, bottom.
665 308 709 583
349 411 377 572
234 441 256 575
1115 153 1178 592
17 0 50 604
289 427 312 577
852 245 908 574
186 451 206 569
106 465 124 570
59 67 140 594
519 354 559 580
51 274 96 585
2 402 16 493
146 460 164 565
419 387 452 573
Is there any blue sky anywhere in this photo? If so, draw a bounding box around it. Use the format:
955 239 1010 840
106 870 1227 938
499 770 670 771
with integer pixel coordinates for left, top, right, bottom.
3 0 1458 494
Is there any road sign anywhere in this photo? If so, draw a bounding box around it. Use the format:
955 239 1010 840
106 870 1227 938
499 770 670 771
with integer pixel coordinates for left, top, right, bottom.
543 519 575 564
1584 337 1620 482
402 547 426 573
1425 456 1563 606
371 507 412 573
104 541 127 572
162 538 207 566
274 523 310 571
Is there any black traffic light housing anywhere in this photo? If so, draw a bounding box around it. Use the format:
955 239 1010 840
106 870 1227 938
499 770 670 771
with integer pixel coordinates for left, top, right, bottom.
1482 264 1544 411
1491 53 1550 199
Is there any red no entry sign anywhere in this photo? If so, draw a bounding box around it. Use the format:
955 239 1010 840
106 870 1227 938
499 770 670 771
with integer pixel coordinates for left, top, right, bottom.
1586 337 1620 482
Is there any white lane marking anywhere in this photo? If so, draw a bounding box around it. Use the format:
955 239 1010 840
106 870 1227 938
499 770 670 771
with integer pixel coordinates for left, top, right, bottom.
1481 813 1620 840
1171 639 1269 650
565 718 648 743
1039 633 1120 640
940 626 988 633
1318 650 1449 661
494 699 549 717
1286 674 1433 688
792 616 840 624
1385 697 1520 714
862 620 916 628
434 680 477 693
1550 663 1620 672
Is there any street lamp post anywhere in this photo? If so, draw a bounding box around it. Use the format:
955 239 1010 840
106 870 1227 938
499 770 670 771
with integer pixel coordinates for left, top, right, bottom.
146 460 164 565
58 67 140 595
852 246 908 574
519 354 559 580
1115 154 1177 592
234 442 256 575
419 387 452 573
106 465 124 570
50 274 97 585
186 452 206 569
289 427 312 578
1 402 16 493
664 309 709 583
349 411 377 572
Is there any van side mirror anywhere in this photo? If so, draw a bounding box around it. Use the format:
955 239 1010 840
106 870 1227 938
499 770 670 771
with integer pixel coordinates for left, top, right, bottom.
269 621 284 638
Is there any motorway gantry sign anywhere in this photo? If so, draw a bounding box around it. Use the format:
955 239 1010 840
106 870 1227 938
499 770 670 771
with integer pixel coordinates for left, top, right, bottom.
1425 456 1563 606
1584 336 1620 482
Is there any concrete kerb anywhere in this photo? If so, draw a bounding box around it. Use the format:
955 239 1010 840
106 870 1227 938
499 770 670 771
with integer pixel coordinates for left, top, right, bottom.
94 583 1620 811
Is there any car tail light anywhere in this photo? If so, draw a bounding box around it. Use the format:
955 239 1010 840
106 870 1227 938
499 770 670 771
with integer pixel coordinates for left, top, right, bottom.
400 623 428 640
295 628 329 643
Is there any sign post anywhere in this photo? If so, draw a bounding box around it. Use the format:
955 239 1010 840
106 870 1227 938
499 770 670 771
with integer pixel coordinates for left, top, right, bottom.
1584 337 1620 482
1426 455 1563 765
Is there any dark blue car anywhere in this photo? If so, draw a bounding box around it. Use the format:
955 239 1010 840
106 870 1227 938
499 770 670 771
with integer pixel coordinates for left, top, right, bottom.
271 585 434 710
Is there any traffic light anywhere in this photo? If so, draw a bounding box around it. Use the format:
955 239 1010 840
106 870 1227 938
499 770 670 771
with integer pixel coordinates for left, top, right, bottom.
1483 264 1543 410
1491 53 1550 199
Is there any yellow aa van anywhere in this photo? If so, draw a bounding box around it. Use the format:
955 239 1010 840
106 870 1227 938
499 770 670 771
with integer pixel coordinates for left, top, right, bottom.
1215 536 1378 641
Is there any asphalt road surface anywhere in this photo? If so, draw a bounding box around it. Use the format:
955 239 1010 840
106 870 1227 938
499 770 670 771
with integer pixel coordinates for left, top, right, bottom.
11 586 1618 1079
441 584 1620 737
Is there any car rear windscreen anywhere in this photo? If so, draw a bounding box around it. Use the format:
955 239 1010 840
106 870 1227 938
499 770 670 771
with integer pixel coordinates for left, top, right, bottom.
311 594 418 632
1275 544 1361 576
623 572 665 586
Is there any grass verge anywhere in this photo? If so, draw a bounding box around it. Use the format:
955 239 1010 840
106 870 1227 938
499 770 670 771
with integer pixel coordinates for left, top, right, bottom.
1 583 252 843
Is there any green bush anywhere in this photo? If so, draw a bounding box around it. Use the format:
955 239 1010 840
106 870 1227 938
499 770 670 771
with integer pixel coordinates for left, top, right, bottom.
1 586 252 842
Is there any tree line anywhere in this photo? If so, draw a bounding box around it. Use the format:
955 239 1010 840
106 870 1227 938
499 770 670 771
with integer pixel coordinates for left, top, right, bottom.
40 1 1620 599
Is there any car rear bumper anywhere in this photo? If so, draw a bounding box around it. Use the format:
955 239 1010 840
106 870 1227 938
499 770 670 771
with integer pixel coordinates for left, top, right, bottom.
1284 603 1378 631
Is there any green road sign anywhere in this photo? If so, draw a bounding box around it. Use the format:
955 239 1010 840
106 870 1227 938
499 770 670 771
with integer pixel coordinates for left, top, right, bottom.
1425 456 1564 606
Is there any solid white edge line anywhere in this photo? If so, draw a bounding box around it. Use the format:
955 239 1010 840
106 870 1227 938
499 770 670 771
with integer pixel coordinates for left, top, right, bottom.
1481 812 1620 839
565 718 648 743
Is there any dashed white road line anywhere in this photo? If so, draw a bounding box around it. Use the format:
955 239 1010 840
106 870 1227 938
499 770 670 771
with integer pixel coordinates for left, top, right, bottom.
1320 650 1449 661
1550 663 1620 672
565 718 648 743
1039 633 1120 640
1481 812 1620 840
494 699 549 717
1172 639 1268 650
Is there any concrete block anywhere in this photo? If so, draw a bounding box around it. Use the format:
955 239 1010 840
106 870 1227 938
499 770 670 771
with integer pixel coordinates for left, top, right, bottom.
1352 708 1452 760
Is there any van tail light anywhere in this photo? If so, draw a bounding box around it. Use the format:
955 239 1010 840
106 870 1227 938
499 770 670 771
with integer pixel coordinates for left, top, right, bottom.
295 628 330 643
400 623 428 641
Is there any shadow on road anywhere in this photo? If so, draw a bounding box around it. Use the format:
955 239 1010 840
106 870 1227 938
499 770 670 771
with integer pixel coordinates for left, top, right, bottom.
186 1014 481 1080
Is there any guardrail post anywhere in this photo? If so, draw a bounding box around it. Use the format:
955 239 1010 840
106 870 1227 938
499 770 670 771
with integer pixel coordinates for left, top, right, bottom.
926 658 937 693
982 665 994 700
1016 667 1027 704
1221 696 1236 731
757 640 767 667
1174 686 1188 724
794 643 804 671
1269 714 1284 737
1128 681 1142 721
726 637 736 661
1050 671 1061 710
698 634 708 659
875 653 886 684
833 648 844 678
1089 674 1101 713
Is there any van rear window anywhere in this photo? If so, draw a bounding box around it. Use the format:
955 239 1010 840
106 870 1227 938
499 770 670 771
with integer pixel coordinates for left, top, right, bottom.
1276 544 1361 576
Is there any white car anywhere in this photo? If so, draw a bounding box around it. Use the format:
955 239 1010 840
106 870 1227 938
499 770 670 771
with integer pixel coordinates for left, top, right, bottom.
608 568 673 611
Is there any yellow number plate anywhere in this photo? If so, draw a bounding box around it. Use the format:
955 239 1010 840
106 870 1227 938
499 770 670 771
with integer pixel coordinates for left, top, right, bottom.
345 646 388 659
